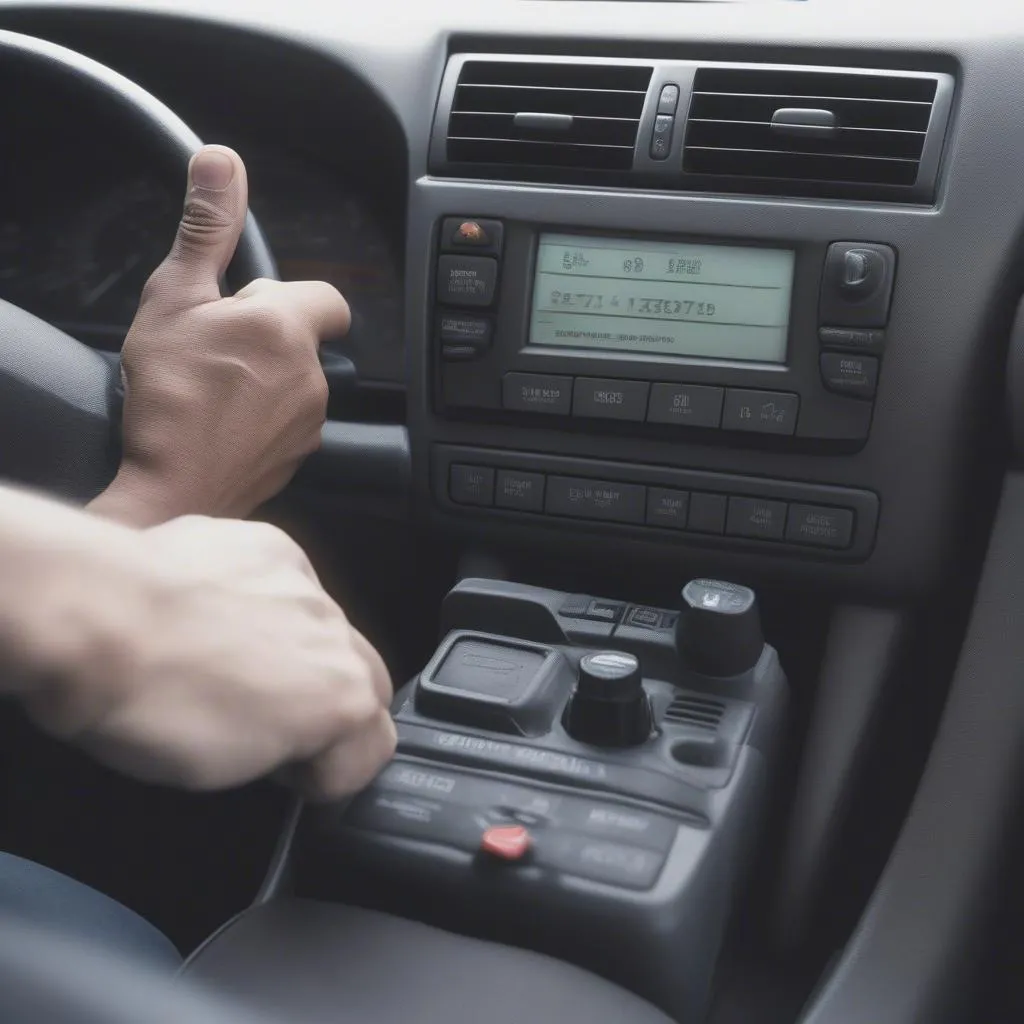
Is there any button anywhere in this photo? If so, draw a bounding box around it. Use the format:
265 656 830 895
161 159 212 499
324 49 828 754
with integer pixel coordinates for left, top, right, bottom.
626 606 663 629
441 217 504 256
497 786 563 822
650 113 674 160
481 824 532 861
560 803 677 854
687 493 727 534
722 389 799 436
819 242 896 328
495 470 545 512
657 84 680 114
378 763 463 801
785 504 855 549
559 594 591 618
820 353 879 399
585 599 625 624
345 790 473 848
437 255 498 307
546 477 646 525
438 313 492 361
572 378 650 422
647 383 724 428
541 834 664 890
449 464 495 506
646 488 689 529
503 372 573 415
726 497 788 541
819 326 886 353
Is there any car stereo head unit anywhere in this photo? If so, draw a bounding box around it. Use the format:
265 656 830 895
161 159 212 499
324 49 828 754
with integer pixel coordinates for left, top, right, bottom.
434 217 897 445
529 233 794 365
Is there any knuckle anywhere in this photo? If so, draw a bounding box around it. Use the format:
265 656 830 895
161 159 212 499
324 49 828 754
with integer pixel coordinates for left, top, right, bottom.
311 369 330 406
332 662 381 728
245 520 298 554
295 589 336 620
381 715 398 759
180 197 234 237
305 759 353 803
302 426 325 458
247 304 297 347
138 263 174 306
244 277 276 292
302 370 330 418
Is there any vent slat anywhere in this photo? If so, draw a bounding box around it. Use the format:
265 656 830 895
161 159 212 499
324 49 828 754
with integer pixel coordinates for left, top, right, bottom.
448 138 635 171
663 695 728 731
685 147 919 187
457 60 652 92
450 111 642 148
455 84 646 118
689 67 937 102
683 67 939 199
687 120 926 160
445 60 653 183
689 93 932 132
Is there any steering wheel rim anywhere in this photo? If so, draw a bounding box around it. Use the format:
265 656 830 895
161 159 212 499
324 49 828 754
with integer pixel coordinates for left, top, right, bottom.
0 28 279 502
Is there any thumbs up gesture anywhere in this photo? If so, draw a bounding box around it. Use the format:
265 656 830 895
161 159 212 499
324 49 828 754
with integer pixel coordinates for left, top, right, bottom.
90 145 350 527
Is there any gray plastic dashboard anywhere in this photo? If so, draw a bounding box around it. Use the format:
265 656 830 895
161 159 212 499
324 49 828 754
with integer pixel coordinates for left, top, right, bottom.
4 0 1024 607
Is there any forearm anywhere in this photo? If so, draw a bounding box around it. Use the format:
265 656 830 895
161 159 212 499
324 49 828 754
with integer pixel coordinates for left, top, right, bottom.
0 485 146 715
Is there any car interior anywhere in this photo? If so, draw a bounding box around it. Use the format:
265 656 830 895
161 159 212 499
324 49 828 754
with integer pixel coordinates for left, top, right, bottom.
0 1 1022 1022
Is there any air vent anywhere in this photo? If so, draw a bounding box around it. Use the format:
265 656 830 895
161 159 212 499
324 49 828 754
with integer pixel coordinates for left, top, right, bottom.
663 694 727 731
441 58 653 184
683 66 946 200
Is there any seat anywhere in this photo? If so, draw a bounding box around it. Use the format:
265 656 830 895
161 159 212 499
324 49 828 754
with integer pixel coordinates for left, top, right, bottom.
183 898 677 1024
0 853 180 970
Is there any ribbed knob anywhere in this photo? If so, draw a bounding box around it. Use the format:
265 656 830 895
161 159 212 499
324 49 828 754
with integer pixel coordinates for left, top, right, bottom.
564 651 652 747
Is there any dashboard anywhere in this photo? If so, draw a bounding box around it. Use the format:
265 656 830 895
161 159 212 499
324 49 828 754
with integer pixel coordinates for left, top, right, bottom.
0 152 402 372
0 60 405 384
1 0 1023 604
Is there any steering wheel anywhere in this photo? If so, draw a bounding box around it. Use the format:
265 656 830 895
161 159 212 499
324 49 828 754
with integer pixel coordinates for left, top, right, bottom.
0 29 279 504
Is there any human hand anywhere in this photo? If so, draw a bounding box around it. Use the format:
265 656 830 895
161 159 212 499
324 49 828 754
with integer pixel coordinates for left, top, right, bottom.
23 514 395 799
89 145 349 527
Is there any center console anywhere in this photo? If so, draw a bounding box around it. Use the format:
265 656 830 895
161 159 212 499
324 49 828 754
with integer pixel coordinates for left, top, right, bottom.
294 577 788 1021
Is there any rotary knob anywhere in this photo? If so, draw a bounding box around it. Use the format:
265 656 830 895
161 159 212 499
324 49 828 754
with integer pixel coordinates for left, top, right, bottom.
563 651 652 748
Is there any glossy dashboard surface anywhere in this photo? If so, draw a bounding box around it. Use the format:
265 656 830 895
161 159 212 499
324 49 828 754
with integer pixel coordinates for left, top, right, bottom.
3 0 1024 602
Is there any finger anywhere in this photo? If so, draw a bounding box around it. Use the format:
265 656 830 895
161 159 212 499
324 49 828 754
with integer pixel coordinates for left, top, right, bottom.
163 145 249 302
298 709 398 802
349 628 394 705
260 280 351 342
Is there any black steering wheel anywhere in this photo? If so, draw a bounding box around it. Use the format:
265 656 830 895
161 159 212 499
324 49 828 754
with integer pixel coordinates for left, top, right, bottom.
0 28 279 504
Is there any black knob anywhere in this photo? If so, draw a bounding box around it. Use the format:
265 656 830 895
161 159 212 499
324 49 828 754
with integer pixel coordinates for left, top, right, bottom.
563 651 652 747
676 579 764 677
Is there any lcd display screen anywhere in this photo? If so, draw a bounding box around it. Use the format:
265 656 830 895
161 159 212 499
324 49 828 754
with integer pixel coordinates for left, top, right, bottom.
529 234 795 363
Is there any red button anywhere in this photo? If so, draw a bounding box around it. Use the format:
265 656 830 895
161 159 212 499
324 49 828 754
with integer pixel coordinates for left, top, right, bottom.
457 220 487 243
480 824 532 861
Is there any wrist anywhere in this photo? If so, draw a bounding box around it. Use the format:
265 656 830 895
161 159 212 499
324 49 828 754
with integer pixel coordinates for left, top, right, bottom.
0 491 151 728
88 465 185 528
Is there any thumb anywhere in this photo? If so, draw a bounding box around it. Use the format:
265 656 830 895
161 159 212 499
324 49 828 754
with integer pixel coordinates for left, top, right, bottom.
164 145 248 302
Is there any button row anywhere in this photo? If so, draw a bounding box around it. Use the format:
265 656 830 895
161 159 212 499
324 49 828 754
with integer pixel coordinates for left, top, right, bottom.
346 761 676 889
449 465 854 549
503 372 799 436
